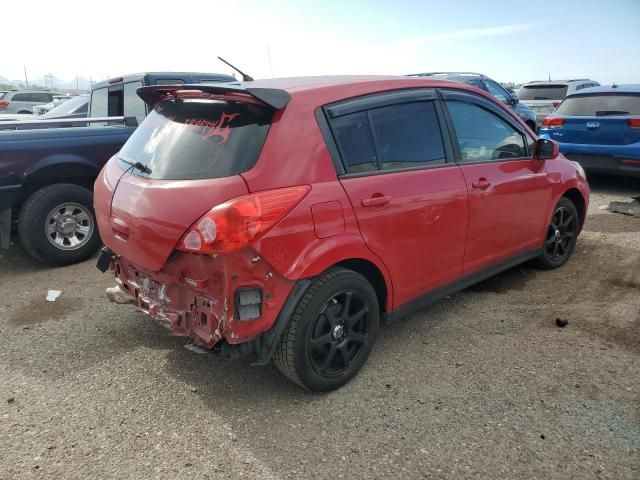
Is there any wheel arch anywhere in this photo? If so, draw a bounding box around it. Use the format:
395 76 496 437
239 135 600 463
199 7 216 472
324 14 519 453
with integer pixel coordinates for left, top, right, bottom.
562 188 586 230
292 242 394 313
17 155 99 214
335 258 389 314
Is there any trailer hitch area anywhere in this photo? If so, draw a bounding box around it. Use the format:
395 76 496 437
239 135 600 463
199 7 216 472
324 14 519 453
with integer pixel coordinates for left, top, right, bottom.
106 285 136 305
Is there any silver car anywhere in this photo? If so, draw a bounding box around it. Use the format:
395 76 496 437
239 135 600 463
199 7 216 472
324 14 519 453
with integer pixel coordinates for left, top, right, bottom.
517 79 600 127
0 90 57 114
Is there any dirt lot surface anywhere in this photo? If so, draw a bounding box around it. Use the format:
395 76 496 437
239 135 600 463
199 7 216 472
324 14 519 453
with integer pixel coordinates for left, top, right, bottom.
1 175 639 479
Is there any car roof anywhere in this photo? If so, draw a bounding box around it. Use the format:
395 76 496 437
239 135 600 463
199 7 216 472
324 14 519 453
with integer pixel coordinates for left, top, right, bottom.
8 89 54 93
566 84 640 96
408 72 487 79
239 75 483 93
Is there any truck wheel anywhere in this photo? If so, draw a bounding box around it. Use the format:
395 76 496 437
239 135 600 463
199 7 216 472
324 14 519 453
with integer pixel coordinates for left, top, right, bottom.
273 268 379 391
18 184 102 266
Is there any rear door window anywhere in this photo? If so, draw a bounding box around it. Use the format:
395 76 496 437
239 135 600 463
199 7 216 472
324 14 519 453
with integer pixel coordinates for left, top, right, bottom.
108 85 123 117
123 81 146 124
11 93 29 101
518 84 568 100
555 94 640 116
330 111 378 174
466 79 486 90
90 87 108 117
329 100 446 174
369 102 445 170
484 80 510 103
445 101 526 162
117 99 273 180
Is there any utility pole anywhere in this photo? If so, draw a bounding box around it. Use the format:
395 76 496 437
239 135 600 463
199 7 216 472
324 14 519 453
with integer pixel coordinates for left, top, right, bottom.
267 44 274 78
76 74 79 90
548 71 551 81
23 65 29 88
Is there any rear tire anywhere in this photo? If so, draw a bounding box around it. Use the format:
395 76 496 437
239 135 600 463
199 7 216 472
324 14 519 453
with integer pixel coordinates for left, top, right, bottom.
273 268 379 391
18 184 102 266
534 197 579 269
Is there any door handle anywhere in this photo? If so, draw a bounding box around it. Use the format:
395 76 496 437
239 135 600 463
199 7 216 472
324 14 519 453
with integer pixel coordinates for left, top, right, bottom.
471 178 491 190
361 195 391 207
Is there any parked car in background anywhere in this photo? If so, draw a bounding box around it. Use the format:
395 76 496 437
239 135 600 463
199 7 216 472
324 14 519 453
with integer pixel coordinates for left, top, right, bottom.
538 85 640 177
408 72 538 132
518 79 600 127
39 94 89 119
95 76 589 391
0 90 57 114
0 72 235 265
32 95 74 115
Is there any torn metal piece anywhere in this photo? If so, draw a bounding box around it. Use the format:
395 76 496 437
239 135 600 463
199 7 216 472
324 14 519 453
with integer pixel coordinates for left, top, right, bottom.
608 198 640 218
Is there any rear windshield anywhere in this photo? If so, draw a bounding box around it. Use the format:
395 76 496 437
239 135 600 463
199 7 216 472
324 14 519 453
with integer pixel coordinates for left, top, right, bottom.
518 84 568 101
117 99 273 180
0 92 6 100
555 94 640 116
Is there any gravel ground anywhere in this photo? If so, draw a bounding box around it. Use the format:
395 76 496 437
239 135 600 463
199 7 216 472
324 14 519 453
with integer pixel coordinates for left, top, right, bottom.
1 174 639 479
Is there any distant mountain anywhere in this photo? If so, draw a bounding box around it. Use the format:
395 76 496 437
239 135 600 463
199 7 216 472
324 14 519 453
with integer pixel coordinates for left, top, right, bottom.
0 74 92 91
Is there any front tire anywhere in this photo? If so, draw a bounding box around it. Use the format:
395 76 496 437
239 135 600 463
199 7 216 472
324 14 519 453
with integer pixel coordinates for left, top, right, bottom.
534 197 579 269
18 184 102 266
273 268 379 391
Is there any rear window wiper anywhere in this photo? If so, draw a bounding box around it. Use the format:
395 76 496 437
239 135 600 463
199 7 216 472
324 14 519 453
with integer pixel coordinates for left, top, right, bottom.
595 110 629 116
117 156 152 174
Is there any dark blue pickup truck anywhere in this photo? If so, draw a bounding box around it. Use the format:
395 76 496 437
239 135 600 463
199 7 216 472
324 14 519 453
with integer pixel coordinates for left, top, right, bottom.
0 71 235 265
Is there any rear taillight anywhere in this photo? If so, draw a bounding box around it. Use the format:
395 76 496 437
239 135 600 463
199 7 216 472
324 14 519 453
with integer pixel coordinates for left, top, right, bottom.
542 116 565 128
0 101 9 109
552 101 561 108
177 186 311 254
629 118 640 129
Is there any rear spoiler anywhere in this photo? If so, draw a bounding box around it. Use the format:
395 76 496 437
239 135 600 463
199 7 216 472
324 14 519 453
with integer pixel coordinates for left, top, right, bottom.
137 83 291 110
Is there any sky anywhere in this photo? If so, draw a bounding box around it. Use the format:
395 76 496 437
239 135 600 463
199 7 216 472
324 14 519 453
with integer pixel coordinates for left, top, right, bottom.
3 0 639 85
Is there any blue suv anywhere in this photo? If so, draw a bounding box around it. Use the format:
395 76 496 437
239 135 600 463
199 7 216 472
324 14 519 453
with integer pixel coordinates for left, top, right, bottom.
538 85 640 177
409 72 538 132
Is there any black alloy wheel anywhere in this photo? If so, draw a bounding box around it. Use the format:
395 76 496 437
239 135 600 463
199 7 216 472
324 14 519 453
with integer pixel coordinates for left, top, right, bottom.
274 268 379 391
535 197 579 269
308 290 371 378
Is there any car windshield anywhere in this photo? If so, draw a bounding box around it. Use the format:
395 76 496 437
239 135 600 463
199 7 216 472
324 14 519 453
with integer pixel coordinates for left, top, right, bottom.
41 95 89 117
555 94 640 116
117 98 273 180
518 84 568 101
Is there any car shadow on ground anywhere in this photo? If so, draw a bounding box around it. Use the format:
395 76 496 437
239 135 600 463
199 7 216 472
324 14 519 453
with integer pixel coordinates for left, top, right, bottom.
587 173 640 196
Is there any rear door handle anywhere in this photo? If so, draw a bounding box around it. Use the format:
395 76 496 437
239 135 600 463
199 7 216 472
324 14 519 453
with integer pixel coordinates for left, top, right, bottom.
471 178 491 190
361 195 391 207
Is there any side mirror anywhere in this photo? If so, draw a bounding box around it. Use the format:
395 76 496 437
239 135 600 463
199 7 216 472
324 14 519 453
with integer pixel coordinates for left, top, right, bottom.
508 94 519 106
534 138 559 159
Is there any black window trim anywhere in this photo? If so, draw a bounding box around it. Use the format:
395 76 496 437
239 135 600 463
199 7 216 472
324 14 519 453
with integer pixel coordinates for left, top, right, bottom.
318 88 455 179
438 88 535 165
325 88 438 118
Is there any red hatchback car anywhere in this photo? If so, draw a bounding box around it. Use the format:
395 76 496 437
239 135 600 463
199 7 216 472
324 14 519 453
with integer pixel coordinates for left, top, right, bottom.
95 76 590 391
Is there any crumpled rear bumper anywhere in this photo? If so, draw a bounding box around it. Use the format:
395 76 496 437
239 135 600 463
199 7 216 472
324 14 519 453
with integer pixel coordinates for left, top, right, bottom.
108 249 295 348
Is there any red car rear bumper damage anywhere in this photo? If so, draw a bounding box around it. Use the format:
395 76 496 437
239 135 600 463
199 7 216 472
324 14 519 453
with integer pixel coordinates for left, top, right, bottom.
108 250 295 349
